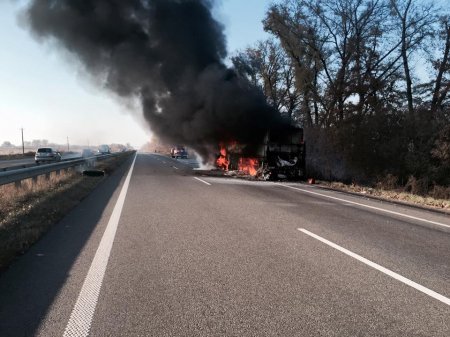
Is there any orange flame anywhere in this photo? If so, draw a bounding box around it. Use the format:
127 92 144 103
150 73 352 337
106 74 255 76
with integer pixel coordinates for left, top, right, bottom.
216 143 259 176
216 144 229 170
238 158 259 176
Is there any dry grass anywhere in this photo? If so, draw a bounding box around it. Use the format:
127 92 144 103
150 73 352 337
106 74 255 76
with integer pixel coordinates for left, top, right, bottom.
319 180 450 211
0 170 77 220
0 153 133 271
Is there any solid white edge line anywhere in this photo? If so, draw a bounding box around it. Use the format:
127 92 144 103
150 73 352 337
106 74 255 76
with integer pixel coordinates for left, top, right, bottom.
298 228 450 306
63 154 137 337
194 177 211 186
275 183 450 229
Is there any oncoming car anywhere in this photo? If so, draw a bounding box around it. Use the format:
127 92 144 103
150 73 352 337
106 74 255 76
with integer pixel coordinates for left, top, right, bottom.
170 146 188 159
82 148 95 157
97 144 111 154
82 148 96 167
35 147 62 164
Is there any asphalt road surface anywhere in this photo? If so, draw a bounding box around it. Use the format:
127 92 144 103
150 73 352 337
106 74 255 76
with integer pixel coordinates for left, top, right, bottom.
0 153 449 336
0 153 82 170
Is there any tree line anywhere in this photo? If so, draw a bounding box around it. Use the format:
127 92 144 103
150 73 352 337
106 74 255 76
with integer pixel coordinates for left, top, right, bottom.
232 0 450 194
1 140 50 148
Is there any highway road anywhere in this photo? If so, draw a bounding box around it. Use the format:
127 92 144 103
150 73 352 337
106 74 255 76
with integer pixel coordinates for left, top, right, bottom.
0 153 449 336
0 153 82 170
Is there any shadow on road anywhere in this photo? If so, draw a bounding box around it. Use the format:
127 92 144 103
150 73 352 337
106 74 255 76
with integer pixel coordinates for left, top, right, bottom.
0 156 133 337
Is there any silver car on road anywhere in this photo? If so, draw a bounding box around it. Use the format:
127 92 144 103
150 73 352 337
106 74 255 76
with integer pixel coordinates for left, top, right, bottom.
35 147 62 164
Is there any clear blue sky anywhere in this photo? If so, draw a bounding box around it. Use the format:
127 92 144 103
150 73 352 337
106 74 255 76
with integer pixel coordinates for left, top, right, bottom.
0 0 274 148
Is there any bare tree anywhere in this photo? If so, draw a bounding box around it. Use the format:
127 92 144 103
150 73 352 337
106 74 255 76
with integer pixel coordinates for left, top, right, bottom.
258 0 450 184
264 0 406 124
1 141 14 147
430 15 450 113
389 0 436 114
232 39 301 122
264 1 327 125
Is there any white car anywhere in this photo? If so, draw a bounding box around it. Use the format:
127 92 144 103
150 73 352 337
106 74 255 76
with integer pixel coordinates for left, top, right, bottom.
97 145 111 154
35 147 62 164
170 146 188 159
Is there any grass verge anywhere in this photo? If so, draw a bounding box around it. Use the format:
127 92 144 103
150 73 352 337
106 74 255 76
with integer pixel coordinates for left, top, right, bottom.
0 152 134 272
316 180 450 212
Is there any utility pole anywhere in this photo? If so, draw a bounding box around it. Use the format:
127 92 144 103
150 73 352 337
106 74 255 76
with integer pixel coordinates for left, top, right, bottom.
20 128 24 155
67 136 70 152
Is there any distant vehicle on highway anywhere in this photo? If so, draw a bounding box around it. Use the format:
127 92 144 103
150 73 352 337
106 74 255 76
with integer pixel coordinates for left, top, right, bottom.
82 148 95 157
82 148 96 167
35 147 61 164
97 145 111 154
171 146 188 159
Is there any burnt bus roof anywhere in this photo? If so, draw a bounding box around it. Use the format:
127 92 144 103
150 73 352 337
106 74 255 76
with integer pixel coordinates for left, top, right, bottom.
267 126 303 145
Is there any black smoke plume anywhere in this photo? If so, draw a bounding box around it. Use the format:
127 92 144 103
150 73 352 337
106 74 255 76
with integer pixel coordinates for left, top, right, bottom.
25 0 281 160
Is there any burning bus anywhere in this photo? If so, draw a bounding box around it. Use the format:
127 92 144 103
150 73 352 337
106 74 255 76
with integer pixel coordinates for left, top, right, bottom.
216 126 305 180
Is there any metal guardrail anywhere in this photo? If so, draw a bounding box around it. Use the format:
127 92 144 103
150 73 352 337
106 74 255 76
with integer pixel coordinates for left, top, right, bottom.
1 163 39 172
0 152 132 186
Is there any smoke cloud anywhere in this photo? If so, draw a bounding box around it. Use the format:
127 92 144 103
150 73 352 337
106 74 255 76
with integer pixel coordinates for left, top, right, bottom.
25 0 280 160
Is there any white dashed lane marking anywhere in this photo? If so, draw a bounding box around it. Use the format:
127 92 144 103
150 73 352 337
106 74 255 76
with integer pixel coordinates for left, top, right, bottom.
194 177 211 186
298 228 450 306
